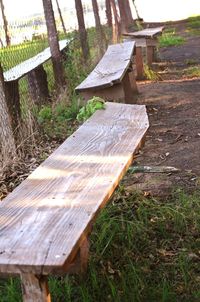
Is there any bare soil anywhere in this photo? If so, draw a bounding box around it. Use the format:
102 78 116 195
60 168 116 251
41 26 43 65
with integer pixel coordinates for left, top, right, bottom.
125 20 200 197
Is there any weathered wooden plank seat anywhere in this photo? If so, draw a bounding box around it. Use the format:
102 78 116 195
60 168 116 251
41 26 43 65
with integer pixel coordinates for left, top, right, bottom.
0 102 149 301
123 27 164 79
75 41 138 104
3 39 70 129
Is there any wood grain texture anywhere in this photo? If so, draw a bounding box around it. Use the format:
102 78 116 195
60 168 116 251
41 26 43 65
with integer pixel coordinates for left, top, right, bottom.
123 27 164 39
21 274 50 302
3 39 70 82
0 102 149 275
135 47 145 80
123 37 146 48
75 41 135 91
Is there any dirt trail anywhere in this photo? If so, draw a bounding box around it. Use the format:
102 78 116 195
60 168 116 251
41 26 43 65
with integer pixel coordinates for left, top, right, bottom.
125 20 200 197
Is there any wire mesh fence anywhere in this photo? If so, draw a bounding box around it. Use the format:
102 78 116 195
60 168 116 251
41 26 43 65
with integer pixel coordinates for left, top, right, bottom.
0 0 107 127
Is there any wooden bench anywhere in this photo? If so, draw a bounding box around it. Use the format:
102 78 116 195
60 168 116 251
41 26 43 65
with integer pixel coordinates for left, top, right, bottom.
75 41 138 104
0 102 149 301
123 27 164 79
3 39 71 130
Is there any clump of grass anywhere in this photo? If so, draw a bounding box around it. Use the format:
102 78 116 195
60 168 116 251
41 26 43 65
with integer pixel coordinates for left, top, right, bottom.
1 188 200 301
186 15 200 36
37 94 79 139
184 66 200 78
144 64 162 81
159 30 185 47
187 15 200 29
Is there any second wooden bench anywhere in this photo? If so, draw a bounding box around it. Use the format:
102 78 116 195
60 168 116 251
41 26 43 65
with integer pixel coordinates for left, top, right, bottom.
75 41 138 104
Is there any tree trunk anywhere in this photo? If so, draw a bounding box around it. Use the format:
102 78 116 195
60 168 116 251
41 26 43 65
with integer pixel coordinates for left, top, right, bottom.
0 0 11 46
117 0 129 33
92 0 106 56
0 64 16 162
132 0 142 20
124 0 134 25
110 0 120 43
75 0 90 62
55 0 67 35
105 0 112 28
42 0 65 89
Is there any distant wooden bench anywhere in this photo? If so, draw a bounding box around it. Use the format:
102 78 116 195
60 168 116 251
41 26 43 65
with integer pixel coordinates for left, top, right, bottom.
3 39 70 129
75 41 138 104
123 27 164 79
0 102 149 301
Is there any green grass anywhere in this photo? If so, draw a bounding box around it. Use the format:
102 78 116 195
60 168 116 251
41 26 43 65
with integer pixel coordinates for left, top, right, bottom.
0 188 200 301
159 30 185 47
184 66 200 78
186 15 200 36
159 28 185 47
0 39 48 71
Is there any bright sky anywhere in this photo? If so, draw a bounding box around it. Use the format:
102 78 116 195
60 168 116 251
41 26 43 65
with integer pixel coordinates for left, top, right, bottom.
2 0 200 22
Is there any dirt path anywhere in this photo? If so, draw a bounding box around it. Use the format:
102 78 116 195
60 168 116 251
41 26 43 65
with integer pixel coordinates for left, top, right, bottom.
126 20 200 197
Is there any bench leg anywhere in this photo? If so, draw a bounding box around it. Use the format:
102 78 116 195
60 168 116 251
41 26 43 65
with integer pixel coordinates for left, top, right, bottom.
62 236 90 274
79 85 125 103
4 80 21 132
21 273 51 302
146 46 154 67
135 46 145 80
27 65 50 105
146 38 158 66
122 71 138 104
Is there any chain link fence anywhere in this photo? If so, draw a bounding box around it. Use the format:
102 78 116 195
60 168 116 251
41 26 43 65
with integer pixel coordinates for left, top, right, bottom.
0 0 107 124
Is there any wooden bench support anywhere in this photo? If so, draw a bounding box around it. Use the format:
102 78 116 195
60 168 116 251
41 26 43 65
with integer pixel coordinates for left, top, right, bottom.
21 274 51 302
79 72 138 104
146 46 154 67
78 84 124 103
65 236 90 274
4 80 21 131
122 70 138 104
27 66 50 104
146 38 158 67
135 46 145 80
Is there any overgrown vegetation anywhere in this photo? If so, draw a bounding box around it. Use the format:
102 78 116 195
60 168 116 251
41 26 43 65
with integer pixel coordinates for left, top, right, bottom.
144 64 162 81
159 28 185 47
0 188 199 301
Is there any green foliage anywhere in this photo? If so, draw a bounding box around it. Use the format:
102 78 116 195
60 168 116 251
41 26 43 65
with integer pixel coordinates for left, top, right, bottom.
37 96 79 139
38 106 52 123
76 97 106 122
159 30 185 47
